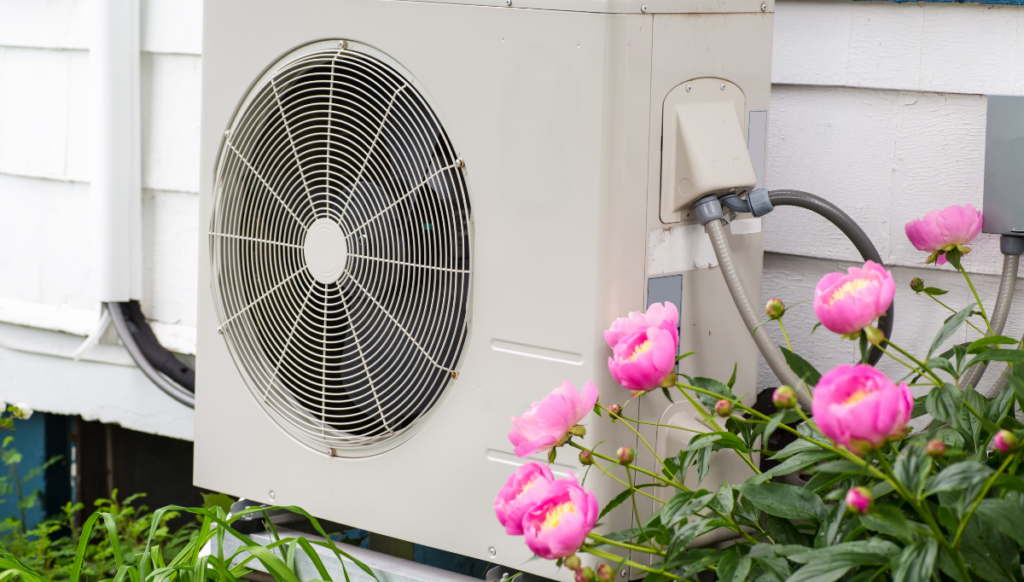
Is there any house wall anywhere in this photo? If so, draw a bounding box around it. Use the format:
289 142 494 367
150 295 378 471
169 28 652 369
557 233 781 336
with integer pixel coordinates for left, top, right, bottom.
0 0 1021 440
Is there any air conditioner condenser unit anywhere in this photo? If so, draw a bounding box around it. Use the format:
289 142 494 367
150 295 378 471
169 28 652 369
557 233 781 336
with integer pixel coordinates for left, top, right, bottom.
194 1 774 578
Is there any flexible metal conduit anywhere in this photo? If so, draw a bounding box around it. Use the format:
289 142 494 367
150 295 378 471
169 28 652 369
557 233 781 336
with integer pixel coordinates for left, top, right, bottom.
108 302 196 408
962 253 1019 390
704 218 811 410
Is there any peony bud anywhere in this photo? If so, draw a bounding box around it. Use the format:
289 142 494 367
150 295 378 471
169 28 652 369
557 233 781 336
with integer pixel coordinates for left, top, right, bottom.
579 449 594 466
564 555 582 572
766 298 785 320
994 430 1018 454
715 400 732 417
616 446 635 465
772 385 797 410
910 277 925 293
607 404 622 417
12 404 32 421
925 440 946 459
845 486 872 515
575 567 595 582
596 564 614 582
864 326 886 347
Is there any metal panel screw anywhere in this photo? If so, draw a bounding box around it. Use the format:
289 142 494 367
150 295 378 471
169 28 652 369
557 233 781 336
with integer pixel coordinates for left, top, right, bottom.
217 327 223 334
685 85 692 92
641 4 648 12
224 130 231 138
720 83 726 91
761 2 767 10
455 158 465 168
620 570 628 578
339 40 348 50
506 0 512 6
488 547 497 557
268 490 276 500
451 371 459 380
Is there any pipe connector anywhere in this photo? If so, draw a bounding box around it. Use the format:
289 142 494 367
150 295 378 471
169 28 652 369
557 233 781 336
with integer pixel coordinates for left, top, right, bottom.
747 188 773 217
1001 235 1024 256
694 195 724 226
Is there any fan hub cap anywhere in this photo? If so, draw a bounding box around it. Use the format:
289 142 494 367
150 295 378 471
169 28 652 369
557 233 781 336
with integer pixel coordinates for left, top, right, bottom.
304 218 348 284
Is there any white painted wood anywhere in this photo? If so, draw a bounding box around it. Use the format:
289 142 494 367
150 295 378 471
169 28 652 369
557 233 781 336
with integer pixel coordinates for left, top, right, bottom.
142 189 198 329
141 53 202 193
0 0 201 55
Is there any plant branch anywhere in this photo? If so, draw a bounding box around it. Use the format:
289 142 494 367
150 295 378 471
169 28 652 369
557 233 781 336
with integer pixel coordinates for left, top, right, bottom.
568 441 683 493
953 453 1016 546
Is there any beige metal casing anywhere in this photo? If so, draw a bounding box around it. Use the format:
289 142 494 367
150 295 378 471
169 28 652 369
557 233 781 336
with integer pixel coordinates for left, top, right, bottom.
194 2 772 579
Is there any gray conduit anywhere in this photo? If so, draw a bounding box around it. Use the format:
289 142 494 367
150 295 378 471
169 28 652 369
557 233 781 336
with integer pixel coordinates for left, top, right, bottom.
704 218 811 410
108 302 196 408
961 253 1019 390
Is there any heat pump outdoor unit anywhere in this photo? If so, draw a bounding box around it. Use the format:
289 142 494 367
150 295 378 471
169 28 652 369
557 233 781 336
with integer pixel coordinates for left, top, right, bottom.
194 1 774 579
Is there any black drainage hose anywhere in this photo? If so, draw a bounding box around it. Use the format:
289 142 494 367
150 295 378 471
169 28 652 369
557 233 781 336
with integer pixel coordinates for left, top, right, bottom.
107 301 195 408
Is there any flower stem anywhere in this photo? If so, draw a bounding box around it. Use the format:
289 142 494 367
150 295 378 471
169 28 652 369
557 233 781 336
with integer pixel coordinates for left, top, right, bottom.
953 453 1016 546
674 386 760 474
587 456 665 504
602 407 702 434
777 319 793 352
876 346 940 385
958 267 994 336
581 546 693 581
926 294 986 336
610 409 677 485
886 340 944 385
587 533 662 555
568 441 683 492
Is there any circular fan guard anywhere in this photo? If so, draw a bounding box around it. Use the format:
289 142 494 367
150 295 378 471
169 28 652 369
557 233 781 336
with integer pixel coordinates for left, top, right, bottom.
210 42 471 455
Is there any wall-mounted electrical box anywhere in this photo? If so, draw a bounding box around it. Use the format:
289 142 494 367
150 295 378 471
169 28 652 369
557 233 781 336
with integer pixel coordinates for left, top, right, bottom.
983 95 1024 237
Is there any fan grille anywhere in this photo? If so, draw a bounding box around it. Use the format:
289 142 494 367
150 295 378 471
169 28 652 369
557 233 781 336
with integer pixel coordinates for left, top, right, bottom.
210 42 471 454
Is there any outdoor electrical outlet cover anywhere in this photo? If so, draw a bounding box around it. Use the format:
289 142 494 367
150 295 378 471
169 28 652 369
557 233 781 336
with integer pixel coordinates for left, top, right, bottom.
660 78 756 223
983 95 1024 237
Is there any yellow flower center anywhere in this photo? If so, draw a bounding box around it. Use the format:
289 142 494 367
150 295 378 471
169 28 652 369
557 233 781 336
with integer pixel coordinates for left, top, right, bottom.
542 501 576 531
829 279 871 305
628 340 653 362
518 479 536 497
844 390 870 406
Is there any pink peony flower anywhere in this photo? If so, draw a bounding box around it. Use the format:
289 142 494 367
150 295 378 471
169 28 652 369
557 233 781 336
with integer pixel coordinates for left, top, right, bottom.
994 430 1018 454
495 462 556 535
813 261 895 336
812 365 913 456
509 381 599 458
607 327 677 393
604 302 679 350
522 475 599 559
845 486 872 515
905 204 983 265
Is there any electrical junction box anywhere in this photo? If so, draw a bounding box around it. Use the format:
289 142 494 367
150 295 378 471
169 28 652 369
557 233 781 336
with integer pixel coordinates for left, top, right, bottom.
193 1 773 579
984 95 1024 237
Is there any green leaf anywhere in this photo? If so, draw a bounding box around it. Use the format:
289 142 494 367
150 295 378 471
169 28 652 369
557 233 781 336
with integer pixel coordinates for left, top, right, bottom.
960 513 1019 582
966 336 1019 354
928 303 976 360
599 488 635 521
858 505 915 544
727 363 738 389
201 492 236 514
717 548 752 582
922 460 993 497
749 450 835 484
665 518 720 561
739 482 828 523
766 514 811 546
925 383 963 429
661 387 674 403
993 473 1024 494
806 460 870 476
974 498 1024 547
789 539 901 565
683 376 736 410
923 287 948 296
893 444 930 498
924 357 957 379
781 346 822 387
965 349 1024 371
892 539 938 582
772 437 822 460
712 481 734 516
663 491 714 528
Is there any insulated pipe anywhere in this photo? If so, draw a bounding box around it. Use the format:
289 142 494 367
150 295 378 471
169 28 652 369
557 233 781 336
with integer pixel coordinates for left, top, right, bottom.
962 252 1019 390
91 0 143 302
702 211 811 410
983 236 1024 398
108 302 196 408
